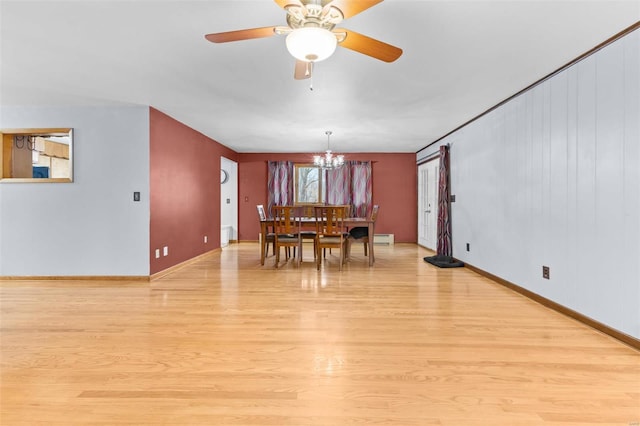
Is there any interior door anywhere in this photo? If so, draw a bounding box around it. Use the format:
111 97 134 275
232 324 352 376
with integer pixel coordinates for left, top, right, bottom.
417 159 439 250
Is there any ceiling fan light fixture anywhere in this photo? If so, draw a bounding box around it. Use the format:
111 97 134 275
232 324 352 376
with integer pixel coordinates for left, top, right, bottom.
286 27 337 62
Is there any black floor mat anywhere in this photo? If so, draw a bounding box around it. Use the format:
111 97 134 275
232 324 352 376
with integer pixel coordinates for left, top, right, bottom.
423 255 465 268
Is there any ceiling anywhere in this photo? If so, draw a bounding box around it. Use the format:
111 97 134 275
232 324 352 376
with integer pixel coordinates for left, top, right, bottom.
1 1 638 154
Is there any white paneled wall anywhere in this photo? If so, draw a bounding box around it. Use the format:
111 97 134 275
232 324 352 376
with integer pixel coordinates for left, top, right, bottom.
417 30 639 338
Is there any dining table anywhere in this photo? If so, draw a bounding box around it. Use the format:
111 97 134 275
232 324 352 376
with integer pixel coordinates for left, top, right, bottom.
260 216 376 266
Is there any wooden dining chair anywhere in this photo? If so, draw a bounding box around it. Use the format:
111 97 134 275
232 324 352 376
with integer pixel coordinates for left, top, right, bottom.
257 204 275 266
272 205 302 268
347 205 379 259
314 205 349 271
299 205 318 259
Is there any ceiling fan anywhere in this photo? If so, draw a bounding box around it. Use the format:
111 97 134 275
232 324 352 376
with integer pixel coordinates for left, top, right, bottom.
204 0 403 80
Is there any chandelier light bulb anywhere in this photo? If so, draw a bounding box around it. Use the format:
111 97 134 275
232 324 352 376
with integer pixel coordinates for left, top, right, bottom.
314 131 345 170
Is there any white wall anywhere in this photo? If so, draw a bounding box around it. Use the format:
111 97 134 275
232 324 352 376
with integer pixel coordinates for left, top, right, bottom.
0 106 150 276
417 30 639 339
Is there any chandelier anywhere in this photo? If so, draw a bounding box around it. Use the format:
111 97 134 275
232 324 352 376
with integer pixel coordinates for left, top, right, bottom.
313 130 345 170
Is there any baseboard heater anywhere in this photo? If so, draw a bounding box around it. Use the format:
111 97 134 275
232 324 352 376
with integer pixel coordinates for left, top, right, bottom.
373 234 394 245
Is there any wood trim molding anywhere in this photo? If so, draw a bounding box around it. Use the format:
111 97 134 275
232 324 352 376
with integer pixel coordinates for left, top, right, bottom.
0 275 149 281
1 249 223 282
150 248 221 281
0 178 73 184
0 127 73 182
462 262 640 351
417 21 640 154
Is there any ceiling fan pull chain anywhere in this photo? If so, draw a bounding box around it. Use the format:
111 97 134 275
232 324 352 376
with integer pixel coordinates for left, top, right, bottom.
309 62 314 91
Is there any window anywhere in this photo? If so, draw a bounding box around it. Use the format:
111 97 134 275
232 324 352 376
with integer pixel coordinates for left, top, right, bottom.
294 164 323 204
1 128 73 182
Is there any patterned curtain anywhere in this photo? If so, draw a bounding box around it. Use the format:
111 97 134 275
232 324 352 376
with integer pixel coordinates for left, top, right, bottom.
326 161 372 217
267 161 294 216
350 161 372 217
436 145 452 257
326 165 351 205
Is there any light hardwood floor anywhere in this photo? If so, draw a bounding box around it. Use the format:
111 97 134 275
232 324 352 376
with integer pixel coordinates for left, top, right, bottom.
1 243 638 425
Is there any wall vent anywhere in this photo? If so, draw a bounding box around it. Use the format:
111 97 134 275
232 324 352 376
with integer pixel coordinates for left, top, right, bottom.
373 234 394 245
221 225 232 247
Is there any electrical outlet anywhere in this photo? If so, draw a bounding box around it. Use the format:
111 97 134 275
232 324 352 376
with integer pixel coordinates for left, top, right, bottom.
543 266 550 279
466 243 470 252
204 236 208 243
163 246 168 256
155 249 160 259
133 191 140 202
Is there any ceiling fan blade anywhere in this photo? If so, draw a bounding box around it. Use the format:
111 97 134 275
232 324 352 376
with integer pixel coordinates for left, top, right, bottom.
336 28 402 62
274 0 305 10
205 27 277 43
327 0 383 19
294 60 311 80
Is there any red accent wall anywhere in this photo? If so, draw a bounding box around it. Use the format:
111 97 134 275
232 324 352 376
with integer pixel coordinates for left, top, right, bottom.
238 153 417 243
149 108 238 275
